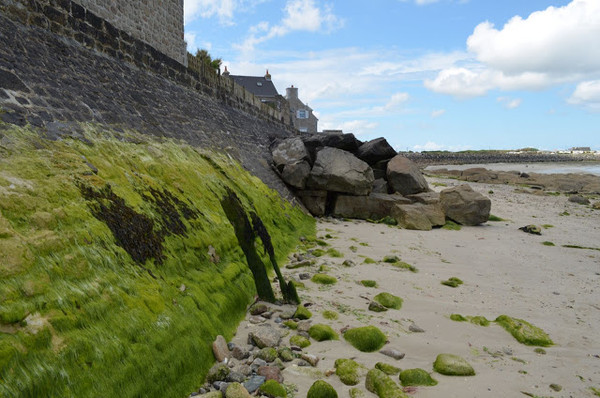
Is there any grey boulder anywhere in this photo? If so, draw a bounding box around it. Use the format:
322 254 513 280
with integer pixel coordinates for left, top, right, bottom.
386 155 429 195
356 137 397 165
307 147 374 195
440 184 491 226
272 137 309 170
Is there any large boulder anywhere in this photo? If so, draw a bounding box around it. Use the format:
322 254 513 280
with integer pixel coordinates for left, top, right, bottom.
391 203 445 231
306 147 374 196
281 160 311 189
297 190 328 216
333 193 411 220
302 133 361 162
440 184 491 225
387 155 429 195
271 137 309 171
356 137 397 165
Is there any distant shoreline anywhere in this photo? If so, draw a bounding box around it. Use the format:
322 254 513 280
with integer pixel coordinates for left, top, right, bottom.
402 151 599 166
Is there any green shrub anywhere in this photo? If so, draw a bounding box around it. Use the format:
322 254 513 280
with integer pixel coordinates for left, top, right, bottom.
343 326 386 352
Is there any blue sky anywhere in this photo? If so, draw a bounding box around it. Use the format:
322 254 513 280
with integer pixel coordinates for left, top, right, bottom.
183 0 600 151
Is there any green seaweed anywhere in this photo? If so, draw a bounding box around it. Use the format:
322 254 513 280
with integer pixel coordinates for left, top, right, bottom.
289 334 311 348
294 305 312 320
322 310 338 320
363 257 376 264
542 241 555 246
343 326 386 352
334 358 364 386
311 274 337 285
442 221 462 230
433 354 475 376
375 362 400 375
307 380 338 398
399 368 438 387
360 280 378 288
495 315 553 346
441 277 463 287
488 214 505 222
373 292 403 310
259 380 287 397
365 369 408 398
308 324 338 341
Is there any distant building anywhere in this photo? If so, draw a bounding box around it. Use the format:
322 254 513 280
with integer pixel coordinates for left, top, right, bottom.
227 69 286 111
286 86 318 133
569 147 591 153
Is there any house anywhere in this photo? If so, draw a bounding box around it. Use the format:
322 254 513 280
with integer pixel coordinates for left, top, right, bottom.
286 85 318 133
226 69 285 111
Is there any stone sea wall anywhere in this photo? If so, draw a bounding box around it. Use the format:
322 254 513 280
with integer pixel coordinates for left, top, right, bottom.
0 6 296 197
404 151 599 166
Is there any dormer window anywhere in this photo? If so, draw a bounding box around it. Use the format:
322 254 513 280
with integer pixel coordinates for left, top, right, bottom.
297 109 308 119
256 82 263 86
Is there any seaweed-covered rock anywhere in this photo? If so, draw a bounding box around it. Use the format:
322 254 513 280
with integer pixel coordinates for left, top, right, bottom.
294 304 313 320
399 368 438 386
311 273 337 285
519 225 542 235
308 324 339 341
433 354 475 376
258 379 287 398
375 362 401 375
289 335 311 348
334 358 367 386
368 301 388 312
344 326 387 352
207 362 230 383
365 369 408 398
495 315 553 346
349 388 365 398
225 382 252 398
255 347 278 362
373 292 403 310
441 277 463 288
278 346 295 362
307 380 338 398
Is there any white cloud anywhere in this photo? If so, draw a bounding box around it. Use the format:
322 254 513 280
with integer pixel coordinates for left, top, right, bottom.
185 0 235 24
412 141 472 152
497 97 522 109
236 0 343 55
426 0 600 98
185 32 212 54
431 109 446 118
568 80 600 112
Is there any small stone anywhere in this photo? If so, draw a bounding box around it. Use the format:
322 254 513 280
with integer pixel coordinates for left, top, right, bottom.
301 353 319 367
249 303 269 316
242 375 265 393
252 358 268 369
249 316 267 324
262 311 273 319
255 347 278 362
231 346 250 360
409 323 425 333
519 225 542 235
368 301 388 312
550 384 562 392
278 346 295 362
227 342 236 351
213 335 231 362
297 320 312 332
249 326 282 348
207 363 230 383
299 273 310 280
226 371 246 383
379 348 405 360
225 382 252 398
257 365 283 383
343 259 356 267
296 359 310 367
234 364 252 377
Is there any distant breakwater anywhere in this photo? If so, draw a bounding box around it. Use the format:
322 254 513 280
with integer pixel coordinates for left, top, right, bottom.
403 151 599 166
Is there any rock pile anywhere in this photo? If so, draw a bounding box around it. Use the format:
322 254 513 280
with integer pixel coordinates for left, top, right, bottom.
272 133 491 229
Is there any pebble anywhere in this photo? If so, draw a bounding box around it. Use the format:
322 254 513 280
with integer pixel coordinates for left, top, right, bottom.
242 375 265 393
299 273 310 280
301 353 319 367
380 348 405 360
409 323 425 333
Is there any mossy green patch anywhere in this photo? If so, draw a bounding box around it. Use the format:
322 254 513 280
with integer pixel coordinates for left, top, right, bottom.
334 358 365 386
283 320 298 330
542 241 555 246
375 362 401 375
349 388 365 398
488 214 505 222
399 368 438 386
289 335 311 348
294 305 312 320
441 277 463 287
391 262 417 272
326 248 343 258
311 274 337 285
495 315 553 347
322 310 338 320
258 379 287 397
307 380 338 398
534 348 546 355
363 257 376 264
383 255 400 263
360 280 377 288
469 316 490 327
442 220 462 230
450 314 467 322
343 325 386 352
373 292 403 310
433 354 475 376
365 369 408 398
0 125 315 397
256 347 278 362
308 324 338 341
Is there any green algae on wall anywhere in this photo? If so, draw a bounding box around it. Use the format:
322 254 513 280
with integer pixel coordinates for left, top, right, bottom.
0 124 315 397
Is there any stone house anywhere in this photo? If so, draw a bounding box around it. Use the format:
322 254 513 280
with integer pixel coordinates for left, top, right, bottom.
286 86 318 133
226 69 287 112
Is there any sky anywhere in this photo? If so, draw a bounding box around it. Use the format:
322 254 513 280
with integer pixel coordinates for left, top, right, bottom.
183 0 600 152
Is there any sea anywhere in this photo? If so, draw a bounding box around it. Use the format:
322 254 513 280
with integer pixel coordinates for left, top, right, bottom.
426 162 600 177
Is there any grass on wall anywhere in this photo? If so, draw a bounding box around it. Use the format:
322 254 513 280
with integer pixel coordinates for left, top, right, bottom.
0 122 315 397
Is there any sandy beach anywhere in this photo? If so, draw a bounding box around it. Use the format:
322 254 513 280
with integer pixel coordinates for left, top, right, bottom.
230 176 600 398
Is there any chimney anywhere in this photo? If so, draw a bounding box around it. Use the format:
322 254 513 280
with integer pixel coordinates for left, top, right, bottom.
222 66 230 77
286 85 298 99
264 69 271 81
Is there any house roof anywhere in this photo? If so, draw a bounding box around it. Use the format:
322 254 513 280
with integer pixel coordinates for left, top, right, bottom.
230 75 279 98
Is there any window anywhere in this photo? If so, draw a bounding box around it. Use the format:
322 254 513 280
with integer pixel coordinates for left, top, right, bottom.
297 109 308 119
299 127 308 133
256 82 263 86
